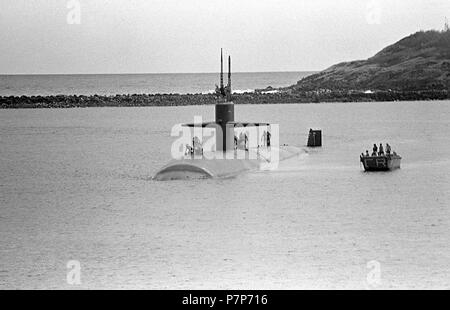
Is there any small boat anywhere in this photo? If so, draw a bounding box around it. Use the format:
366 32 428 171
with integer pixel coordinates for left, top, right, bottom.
360 153 402 171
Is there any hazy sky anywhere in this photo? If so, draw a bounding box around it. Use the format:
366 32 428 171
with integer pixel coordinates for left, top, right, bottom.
0 0 449 74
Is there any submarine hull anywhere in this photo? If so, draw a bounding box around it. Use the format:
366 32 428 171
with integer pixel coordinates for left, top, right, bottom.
153 157 259 181
153 146 305 181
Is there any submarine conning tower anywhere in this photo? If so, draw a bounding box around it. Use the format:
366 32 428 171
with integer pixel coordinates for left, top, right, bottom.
215 101 234 151
215 51 234 151
182 50 271 153
153 49 306 181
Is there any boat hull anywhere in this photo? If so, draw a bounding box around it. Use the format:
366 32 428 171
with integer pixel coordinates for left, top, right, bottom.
361 155 401 171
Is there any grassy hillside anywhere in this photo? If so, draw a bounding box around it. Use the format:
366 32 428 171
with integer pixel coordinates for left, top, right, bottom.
291 30 450 91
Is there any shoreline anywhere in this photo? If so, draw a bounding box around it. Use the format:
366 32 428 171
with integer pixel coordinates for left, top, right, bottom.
1 90 449 109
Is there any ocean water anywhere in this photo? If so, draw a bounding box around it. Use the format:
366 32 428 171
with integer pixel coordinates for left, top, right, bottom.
0 101 449 289
0 72 314 96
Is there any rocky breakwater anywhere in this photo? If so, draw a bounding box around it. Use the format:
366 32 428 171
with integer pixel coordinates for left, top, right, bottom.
1 89 450 109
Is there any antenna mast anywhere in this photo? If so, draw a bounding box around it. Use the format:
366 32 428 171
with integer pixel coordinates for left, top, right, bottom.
227 55 232 102
216 49 232 101
220 48 224 92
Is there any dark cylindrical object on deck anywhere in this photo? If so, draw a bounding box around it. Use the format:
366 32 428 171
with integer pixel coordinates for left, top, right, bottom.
307 129 322 147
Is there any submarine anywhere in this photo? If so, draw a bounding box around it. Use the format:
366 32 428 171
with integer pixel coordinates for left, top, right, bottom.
153 50 305 181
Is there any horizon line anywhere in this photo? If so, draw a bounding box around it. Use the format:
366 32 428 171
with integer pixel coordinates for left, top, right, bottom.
0 70 320 76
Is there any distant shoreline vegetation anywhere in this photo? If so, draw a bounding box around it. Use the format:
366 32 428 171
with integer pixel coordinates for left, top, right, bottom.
1 89 449 109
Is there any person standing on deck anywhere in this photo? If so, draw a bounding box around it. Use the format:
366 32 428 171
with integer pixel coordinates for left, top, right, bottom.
244 133 248 151
372 144 378 156
261 130 267 147
238 131 245 149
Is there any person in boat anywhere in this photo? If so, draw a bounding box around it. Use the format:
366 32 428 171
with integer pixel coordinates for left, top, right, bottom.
366 150 370 157
386 143 391 155
378 143 384 156
372 144 378 156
